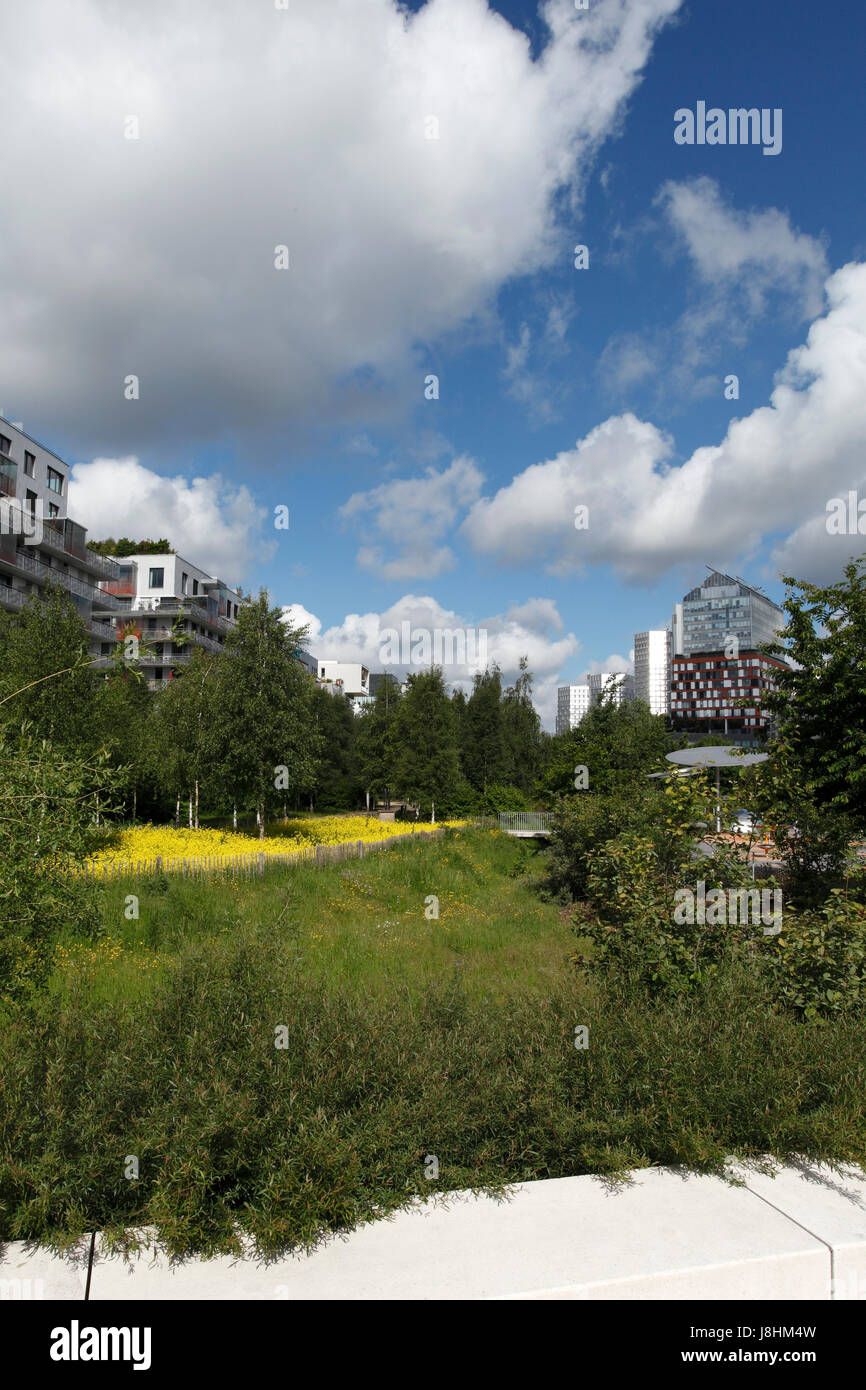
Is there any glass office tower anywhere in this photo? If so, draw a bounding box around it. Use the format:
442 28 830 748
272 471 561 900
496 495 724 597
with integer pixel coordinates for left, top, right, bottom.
671 569 784 658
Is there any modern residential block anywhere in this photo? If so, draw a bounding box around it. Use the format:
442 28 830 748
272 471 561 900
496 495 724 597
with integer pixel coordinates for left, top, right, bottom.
587 670 635 707
0 417 124 653
94 551 243 688
670 649 788 743
556 683 591 734
316 659 371 712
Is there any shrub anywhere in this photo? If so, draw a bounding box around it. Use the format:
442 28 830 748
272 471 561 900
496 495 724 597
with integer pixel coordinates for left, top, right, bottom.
0 729 121 1002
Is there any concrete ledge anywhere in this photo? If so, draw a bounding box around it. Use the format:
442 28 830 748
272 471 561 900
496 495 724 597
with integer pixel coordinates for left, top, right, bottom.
3 1165 865 1300
736 1162 866 1301
0 1238 90 1300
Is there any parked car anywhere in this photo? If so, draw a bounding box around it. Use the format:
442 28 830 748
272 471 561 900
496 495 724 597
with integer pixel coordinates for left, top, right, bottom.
730 809 761 835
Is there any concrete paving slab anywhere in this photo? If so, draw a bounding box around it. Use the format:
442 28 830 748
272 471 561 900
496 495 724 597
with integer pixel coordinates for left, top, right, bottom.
88 1169 829 1301
0 1239 90 1300
738 1162 866 1301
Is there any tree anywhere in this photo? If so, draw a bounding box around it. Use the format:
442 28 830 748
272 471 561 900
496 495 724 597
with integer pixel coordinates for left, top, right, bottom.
93 662 154 822
355 678 402 809
461 667 506 791
0 727 122 1001
762 557 866 830
148 651 219 828
540 697 672 798
210 593 318 836
0 584 99 755
304 687 361 811
501 657 542 793
390 668 461 818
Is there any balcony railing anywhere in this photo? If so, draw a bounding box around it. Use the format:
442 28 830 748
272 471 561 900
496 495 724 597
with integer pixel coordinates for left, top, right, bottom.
4 547 124 608
0 584 28 610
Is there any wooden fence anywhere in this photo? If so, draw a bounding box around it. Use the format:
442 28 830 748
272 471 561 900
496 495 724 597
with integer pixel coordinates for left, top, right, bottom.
82 828 447 883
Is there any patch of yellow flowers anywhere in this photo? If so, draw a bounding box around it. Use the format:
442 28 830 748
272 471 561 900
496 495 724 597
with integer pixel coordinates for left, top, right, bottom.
86 816 467 873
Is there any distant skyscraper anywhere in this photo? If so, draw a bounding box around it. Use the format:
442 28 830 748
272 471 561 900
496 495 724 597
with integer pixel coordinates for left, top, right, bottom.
587 671 634 707
633 630 671 715
556 683 591 734
671 569 784 658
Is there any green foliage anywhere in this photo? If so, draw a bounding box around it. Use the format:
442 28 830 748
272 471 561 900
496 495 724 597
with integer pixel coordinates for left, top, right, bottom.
0 584 99 754
501 657 542 792
305 688 362 810
390 668 462 815
763 885 866 1020
210 594 320 832
540 697 673 798
354 677 402 804
461 667 506 790
0 728 120 1002
87 538 173 557
763 557 866 830
1 830 864 1256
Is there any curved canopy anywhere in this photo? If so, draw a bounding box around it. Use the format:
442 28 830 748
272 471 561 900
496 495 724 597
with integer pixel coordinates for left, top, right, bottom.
666 746 769 769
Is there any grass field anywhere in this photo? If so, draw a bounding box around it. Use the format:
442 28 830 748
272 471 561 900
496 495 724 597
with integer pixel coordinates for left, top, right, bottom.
2 826 865 1259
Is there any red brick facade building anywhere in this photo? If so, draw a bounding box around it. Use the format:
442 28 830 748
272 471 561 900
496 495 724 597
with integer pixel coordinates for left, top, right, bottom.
670 649 788 741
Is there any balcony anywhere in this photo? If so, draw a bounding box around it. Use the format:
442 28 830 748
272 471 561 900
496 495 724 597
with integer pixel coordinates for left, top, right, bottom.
0 584 28 610
99 579 137 597
4 548 124 608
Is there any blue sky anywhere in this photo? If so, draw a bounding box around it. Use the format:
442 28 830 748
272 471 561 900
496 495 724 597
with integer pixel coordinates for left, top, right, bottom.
2 0 865 724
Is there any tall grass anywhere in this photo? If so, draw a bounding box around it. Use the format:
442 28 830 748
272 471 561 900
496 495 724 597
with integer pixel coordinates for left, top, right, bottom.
1 829 864 1258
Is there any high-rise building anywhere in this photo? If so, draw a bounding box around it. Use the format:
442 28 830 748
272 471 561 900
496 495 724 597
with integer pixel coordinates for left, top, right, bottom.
556 683 591 734
633 630 671 716
587 671 634 707
671 568 784 658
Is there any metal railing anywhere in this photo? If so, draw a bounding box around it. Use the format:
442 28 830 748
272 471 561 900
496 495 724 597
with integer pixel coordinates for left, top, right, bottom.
0 584 28 609
6 547 125 607
498 812 552 835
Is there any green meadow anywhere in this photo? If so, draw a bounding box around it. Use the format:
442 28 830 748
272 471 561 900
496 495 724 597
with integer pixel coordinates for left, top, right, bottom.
1 828 864 1259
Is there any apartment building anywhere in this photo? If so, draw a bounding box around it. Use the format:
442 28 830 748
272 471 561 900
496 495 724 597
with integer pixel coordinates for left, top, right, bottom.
0 417 124 652
588 671 635 707
556 683 591 734
670 649 787 743
316 659 371 712
94 551 243 688
633 629 671 716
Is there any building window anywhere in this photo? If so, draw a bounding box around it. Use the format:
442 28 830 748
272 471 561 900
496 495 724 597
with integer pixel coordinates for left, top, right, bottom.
0 434 10 455
46 467 64 495
24 452 35 477
149 567 164 588
192 578 199 596
47 503 59 518
181 572 188 594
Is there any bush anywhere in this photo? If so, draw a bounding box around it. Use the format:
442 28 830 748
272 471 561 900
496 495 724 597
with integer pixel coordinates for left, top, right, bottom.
0 729 121 1002
1 935 864 1257
763 887 866 1019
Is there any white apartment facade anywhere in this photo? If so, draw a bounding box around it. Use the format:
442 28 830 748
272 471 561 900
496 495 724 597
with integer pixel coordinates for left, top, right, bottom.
95 551 243 688
588 671 635 707
556 683 591 734
316 659 371 712
633 629 671 716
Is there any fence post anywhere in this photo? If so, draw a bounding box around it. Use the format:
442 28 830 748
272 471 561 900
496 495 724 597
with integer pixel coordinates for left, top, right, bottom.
258 853 265 876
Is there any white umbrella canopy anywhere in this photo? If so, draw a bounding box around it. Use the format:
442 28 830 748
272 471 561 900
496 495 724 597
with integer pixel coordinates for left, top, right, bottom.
664 746 770 831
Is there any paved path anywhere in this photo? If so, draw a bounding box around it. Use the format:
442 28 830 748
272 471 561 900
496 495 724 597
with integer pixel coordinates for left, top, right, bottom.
2 1163 865 1300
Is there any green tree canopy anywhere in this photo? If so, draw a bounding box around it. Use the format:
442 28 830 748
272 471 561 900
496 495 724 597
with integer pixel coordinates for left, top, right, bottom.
390 668 462 817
